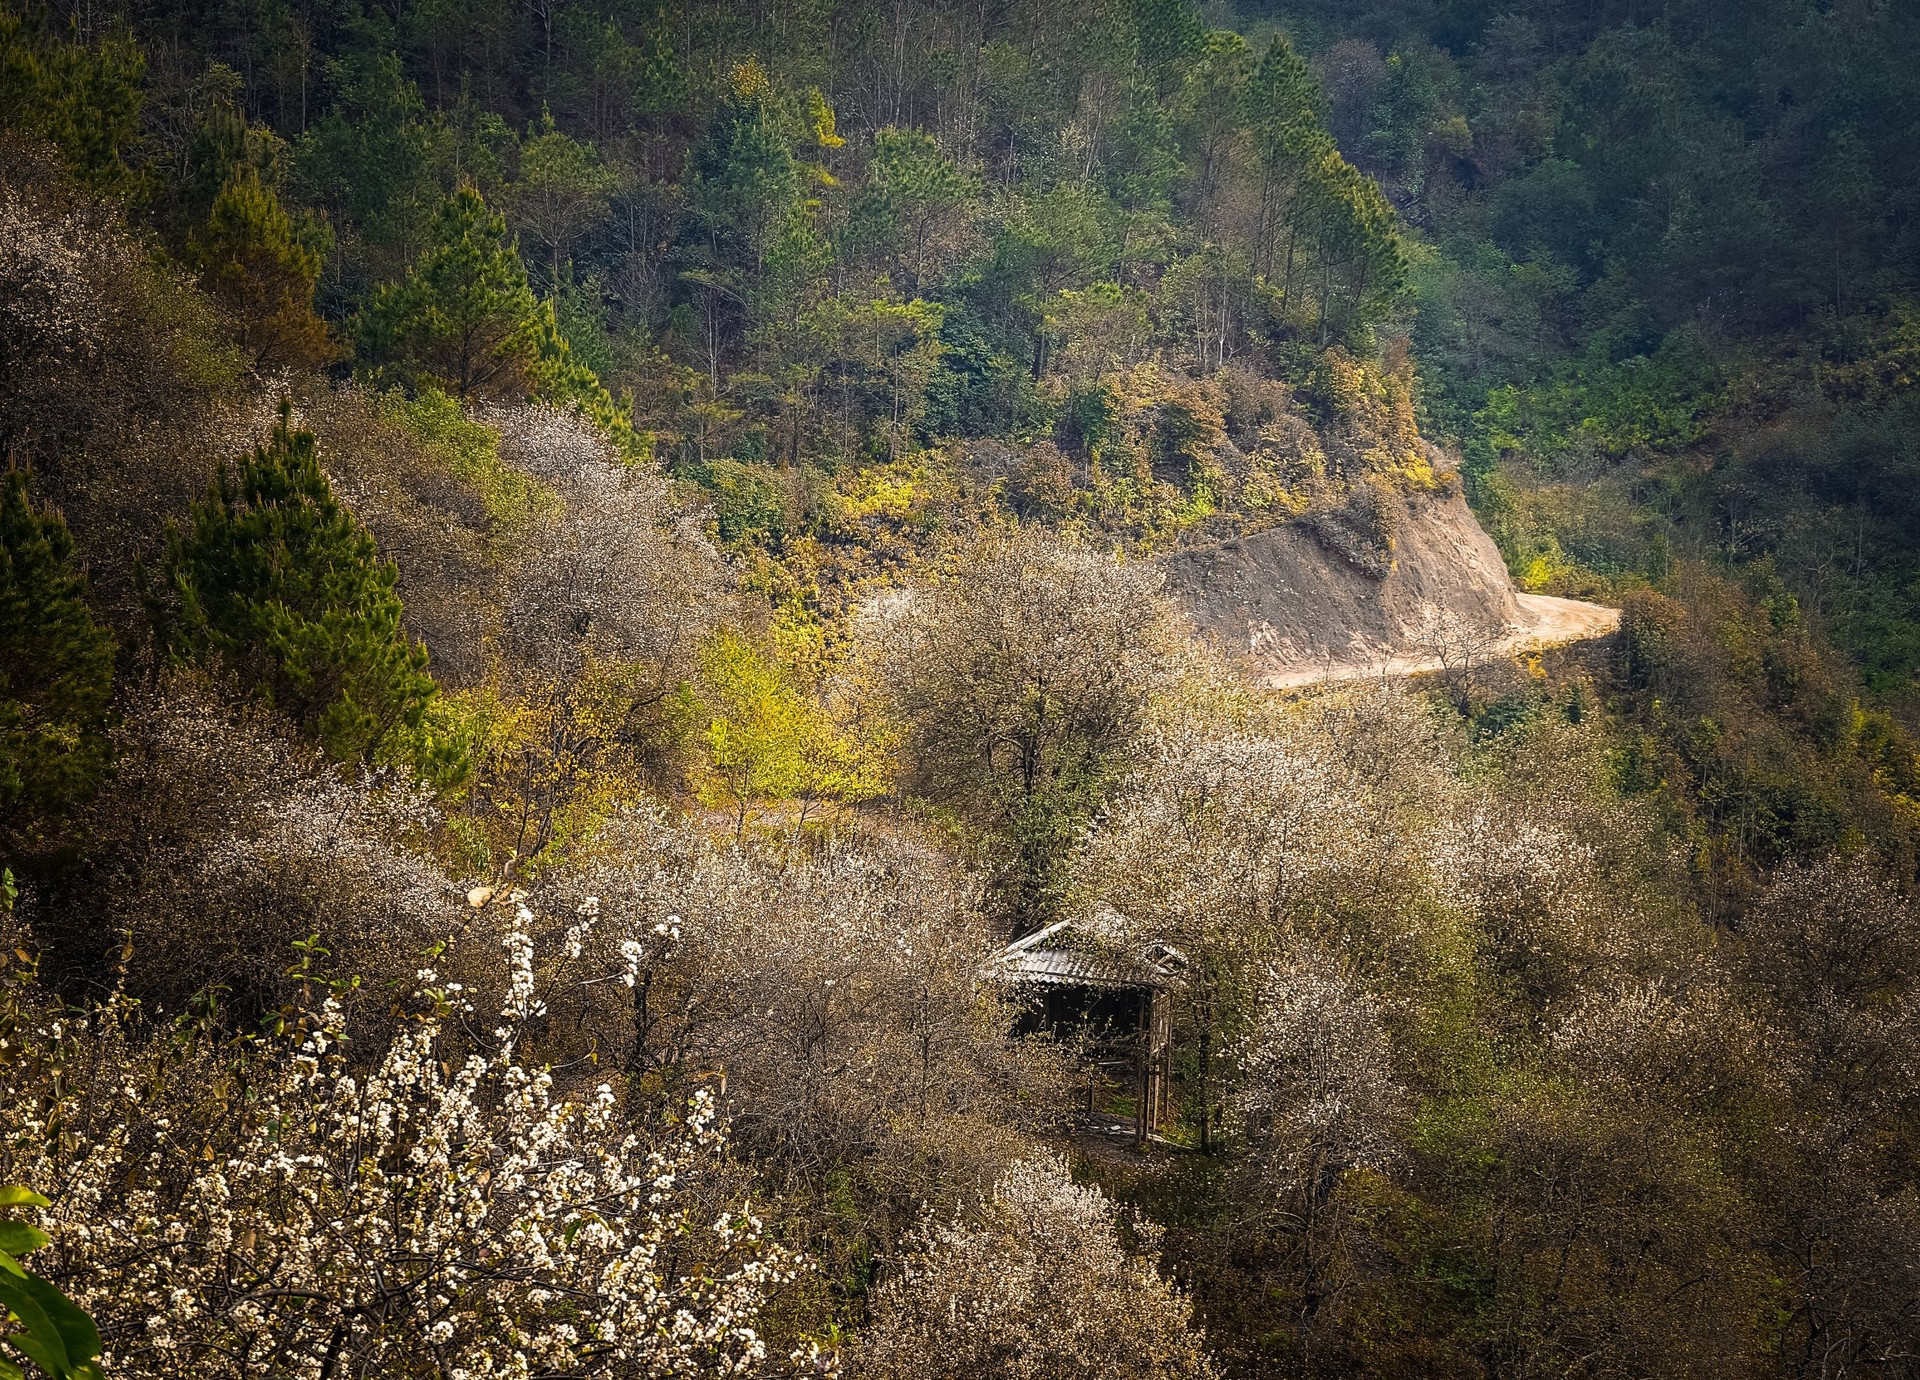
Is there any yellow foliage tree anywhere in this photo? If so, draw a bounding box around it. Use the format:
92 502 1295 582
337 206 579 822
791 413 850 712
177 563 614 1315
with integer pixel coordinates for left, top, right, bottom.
695 629 887 835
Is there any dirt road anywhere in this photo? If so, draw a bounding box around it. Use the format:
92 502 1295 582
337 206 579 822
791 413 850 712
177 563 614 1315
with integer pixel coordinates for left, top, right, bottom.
1259 593 1621 690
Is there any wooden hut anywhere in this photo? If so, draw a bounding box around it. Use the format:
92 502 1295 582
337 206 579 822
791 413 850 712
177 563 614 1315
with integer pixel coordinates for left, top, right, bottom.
992 910 1186 1146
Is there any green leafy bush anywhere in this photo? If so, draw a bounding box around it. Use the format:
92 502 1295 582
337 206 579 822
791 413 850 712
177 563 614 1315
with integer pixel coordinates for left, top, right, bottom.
0 1185 103 1380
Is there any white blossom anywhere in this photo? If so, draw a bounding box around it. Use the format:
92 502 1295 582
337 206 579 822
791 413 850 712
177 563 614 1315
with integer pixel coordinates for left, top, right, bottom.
856 1155 1213 1380
6 937 807 1379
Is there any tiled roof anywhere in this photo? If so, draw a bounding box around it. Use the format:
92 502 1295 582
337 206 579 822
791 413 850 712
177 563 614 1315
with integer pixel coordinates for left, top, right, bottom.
991 915 1186 991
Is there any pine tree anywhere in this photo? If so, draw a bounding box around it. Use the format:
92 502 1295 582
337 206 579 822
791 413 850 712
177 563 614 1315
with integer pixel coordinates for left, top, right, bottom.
292 45 444 267
358 185 648 459
1243 33 1332 279
194 166 339 370
859 127 976 292
0 472 115 853
686 58 802 283
355 185 544 398
511 111 617 290
0 2 146 197
1243 32 1325 146
1125 0 1206 97
1295 149 1405 343
153 406 466 785
1178 32 1253 236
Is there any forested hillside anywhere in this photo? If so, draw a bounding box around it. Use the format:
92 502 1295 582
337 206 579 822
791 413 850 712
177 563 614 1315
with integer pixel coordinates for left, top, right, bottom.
2 0 1919 1376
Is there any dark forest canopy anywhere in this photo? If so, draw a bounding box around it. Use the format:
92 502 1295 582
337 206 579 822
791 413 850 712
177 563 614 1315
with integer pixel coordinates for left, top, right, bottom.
4 0 1920 1377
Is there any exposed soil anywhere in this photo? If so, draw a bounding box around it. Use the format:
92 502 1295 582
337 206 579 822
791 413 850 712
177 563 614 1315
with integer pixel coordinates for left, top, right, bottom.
1259 592 1620 689
1162 485 1620 688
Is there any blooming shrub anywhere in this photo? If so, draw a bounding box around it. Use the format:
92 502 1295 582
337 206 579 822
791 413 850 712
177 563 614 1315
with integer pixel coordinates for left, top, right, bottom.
36 677 463 1020
855 1154 1213 1380
3 913 810 1379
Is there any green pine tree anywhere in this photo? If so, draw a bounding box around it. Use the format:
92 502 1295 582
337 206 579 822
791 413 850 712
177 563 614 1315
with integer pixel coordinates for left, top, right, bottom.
0 472 115 854
194 166 339 370
1243 32 1325 160
355 184 544 398
153 405 467 786
1125 0 1206 96
0 2 146 197
292 44 445 267
358 184 649 458
1243 33 1333 280
686 58 802 283
857 127 976 292
511 110 617 290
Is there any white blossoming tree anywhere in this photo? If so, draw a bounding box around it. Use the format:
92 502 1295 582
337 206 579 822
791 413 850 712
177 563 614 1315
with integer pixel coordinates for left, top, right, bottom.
2 909 813 1380
854 1155 1213 1380
1076 685 1433 1151
1233 953 1406 1203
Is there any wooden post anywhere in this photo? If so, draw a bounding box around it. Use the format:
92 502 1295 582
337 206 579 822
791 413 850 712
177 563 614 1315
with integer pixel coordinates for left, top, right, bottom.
1135 1027 1149 1148
1134 990 1153 1148
1149 988 1169 1132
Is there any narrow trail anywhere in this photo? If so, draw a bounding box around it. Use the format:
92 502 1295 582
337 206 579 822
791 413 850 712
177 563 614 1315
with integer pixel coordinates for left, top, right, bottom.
1258 593 1622 690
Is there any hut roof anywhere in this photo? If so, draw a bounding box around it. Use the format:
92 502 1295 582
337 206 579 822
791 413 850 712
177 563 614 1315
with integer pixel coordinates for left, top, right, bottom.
991 911 1187 991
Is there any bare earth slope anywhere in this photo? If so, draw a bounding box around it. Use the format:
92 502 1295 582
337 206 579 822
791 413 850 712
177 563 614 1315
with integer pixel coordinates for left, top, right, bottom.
1163 486 1620 688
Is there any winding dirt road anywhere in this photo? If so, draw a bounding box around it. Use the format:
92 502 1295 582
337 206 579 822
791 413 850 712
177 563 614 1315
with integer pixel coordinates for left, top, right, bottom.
1259 593 1622 690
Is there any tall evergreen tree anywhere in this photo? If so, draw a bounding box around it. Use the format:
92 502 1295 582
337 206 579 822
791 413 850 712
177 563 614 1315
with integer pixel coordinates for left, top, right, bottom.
152 406 465 785
355 185 543 398
0 472 114 855
0 2 145 197
1243 34 1340 280
358 185 647 458
858 127 976 293
685 58 802 285
1177 32 1253 236
1126 0 1206 96
510 111 617 290
1295 147 1405 342
194 166 339 370
292 43 445 269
